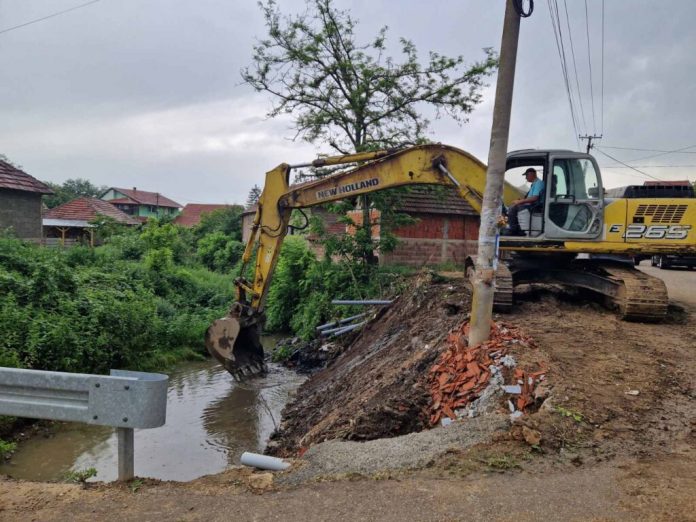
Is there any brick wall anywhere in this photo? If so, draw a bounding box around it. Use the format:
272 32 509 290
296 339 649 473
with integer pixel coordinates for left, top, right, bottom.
0 188 44 240
381 213 480 266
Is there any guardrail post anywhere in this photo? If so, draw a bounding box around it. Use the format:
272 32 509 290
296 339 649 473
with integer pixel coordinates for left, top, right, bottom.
117 427 135 481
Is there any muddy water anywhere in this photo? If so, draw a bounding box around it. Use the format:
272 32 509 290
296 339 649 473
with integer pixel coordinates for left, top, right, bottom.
0 341 304 482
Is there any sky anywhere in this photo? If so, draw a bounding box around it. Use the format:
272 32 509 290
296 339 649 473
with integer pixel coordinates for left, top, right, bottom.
1 0 695 206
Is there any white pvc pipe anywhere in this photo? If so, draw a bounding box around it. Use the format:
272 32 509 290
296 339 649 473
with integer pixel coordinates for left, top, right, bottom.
240 451 290 471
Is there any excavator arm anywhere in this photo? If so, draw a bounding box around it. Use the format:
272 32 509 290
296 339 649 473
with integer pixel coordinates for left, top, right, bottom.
206 144 522 377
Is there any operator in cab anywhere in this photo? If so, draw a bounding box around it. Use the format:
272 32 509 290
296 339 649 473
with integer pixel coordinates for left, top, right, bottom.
502 167 545 236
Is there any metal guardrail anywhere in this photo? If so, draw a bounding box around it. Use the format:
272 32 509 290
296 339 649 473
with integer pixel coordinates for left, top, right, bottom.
0 367 168 481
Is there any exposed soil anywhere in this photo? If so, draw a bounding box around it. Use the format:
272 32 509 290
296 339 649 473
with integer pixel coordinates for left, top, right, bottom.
2 266 695 521
506 285 695 461
267 272 473 455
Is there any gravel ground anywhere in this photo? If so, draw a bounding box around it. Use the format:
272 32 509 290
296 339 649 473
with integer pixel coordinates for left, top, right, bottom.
281 413 509 484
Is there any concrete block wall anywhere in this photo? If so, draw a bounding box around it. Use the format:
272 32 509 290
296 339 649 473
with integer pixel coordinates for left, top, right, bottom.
0 189 44 241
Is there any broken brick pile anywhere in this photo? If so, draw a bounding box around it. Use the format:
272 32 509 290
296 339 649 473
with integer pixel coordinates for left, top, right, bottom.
427 320 546 426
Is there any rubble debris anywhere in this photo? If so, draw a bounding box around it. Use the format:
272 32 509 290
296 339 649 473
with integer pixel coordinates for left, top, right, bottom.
427 320 546 426
510 411 524 421
522 426 542 446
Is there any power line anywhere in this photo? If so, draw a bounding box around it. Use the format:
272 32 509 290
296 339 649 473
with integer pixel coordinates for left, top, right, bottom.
0 0 101 36
599 145 696 154
600 0 605 135
595 148 664 181
563 0 587 133
631 144 696 162
584 0 596 134
547 0 581 148
600 164 696 169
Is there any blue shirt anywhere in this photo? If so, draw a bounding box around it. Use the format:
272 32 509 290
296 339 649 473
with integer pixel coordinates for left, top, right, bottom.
527 179 545 201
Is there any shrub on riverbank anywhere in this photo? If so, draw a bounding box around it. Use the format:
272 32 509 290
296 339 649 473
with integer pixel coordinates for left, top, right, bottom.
264 237 412 340
0 237 231 374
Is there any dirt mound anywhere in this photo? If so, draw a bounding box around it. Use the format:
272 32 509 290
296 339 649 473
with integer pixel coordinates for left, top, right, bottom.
267 272 472 456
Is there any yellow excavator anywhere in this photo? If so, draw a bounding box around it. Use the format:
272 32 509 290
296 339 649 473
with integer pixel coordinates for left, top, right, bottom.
206 143 696 378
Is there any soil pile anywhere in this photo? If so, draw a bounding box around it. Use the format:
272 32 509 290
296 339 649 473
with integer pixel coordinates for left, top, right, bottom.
267 272 472 456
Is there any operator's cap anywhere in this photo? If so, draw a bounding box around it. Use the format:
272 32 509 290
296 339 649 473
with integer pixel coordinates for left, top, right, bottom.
523 168 537 176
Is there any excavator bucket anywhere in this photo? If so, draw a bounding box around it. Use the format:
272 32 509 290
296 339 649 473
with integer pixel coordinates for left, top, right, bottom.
205 309 266 380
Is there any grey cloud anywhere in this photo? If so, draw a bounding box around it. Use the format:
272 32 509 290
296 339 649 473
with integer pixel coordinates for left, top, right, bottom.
1 0 695 203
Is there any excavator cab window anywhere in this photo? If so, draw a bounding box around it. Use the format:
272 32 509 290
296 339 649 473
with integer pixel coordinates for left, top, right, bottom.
545 157 603 238
504 161 547 236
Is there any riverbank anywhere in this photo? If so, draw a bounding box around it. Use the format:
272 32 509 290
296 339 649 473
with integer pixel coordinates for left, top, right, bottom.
2 267 695 520
2 448 694 521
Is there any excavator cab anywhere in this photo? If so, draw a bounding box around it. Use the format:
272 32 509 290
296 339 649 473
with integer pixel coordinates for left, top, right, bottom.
504 150 604 240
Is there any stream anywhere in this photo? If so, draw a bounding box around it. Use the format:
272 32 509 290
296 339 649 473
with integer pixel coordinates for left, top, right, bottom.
0 338 305 482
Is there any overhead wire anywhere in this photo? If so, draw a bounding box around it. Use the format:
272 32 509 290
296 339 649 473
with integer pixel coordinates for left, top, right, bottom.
584 0 596 134
629 144 696 162
598 145 696 154
0 0 102 36
595 148 664 181
547 0 581 149
562 0 587 133
600 164 696 169
600 0 605 135
513 0 534 17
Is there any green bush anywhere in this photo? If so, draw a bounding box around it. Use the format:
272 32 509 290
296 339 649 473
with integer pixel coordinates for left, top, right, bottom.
0 237 230 374
196 232 244 272
265 237 316 332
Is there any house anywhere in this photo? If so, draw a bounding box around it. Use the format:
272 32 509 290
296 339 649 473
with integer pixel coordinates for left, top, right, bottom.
100 187 181 221
174 204 240 228
43 197 140 247
0 159 53 241
378 186 480 266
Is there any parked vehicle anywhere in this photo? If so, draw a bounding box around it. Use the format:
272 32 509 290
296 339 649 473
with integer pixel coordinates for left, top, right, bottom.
651 255 696 269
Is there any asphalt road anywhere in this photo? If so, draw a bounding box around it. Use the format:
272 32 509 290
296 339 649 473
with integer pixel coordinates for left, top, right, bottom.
638 262 696 310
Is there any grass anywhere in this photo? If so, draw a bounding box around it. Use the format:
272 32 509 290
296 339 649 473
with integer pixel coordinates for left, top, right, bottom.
482 454 522 472
555 406 584 423
64 467 97 485
0 439 17 459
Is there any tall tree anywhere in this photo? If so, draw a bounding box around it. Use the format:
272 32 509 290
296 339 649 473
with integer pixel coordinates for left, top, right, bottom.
243 0 497 264
243 0 497 154
43 178 107 208
246 184 262 208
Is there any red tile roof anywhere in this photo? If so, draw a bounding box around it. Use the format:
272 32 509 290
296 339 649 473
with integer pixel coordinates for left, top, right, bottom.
397 186 477 216
0 160 52 194
174 204 240 227
105 187 181 208
44 197 140 225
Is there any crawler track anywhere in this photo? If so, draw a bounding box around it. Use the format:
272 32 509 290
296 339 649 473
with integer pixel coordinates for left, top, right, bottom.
493 262 514 313
464 257 514 313
511 259 669 322
601 264 669 321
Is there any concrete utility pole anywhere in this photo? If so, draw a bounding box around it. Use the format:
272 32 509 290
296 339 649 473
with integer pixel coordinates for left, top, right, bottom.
469 0 522 347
